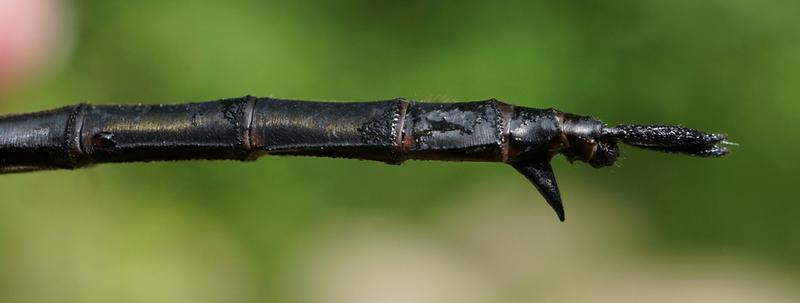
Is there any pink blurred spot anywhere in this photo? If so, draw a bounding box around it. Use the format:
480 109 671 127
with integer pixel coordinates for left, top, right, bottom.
0 0 67 89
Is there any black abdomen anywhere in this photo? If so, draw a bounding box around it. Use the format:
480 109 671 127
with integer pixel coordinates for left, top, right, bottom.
401 101 507 162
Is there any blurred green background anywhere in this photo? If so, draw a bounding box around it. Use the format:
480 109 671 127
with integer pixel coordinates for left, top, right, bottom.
1 0 798 302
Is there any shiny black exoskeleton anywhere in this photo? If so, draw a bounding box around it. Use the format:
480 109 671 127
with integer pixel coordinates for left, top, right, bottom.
0 97 731 221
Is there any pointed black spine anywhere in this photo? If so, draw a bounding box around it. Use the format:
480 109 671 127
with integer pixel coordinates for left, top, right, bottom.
512 161 565 222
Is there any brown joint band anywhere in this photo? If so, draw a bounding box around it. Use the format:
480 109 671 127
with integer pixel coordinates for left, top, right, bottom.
553 112 570 153
391 99 410 163
63 103 88 168
398 101 415 159
494 100 514 162
240 95 258 160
